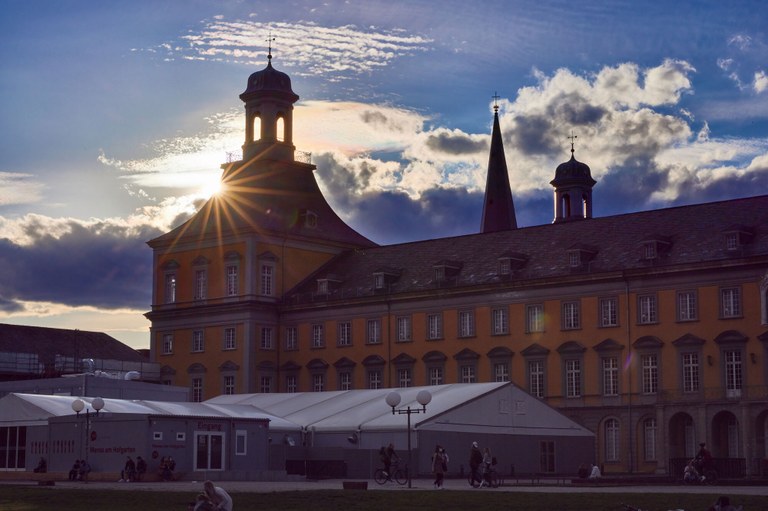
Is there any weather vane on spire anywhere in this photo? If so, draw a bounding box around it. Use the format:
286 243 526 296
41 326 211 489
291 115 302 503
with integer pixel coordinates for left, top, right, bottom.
568 131 578 155
492 91 500 114
266 31 276 62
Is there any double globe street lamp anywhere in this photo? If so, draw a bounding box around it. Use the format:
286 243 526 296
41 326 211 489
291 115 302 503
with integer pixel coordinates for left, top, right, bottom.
71 397 104 482
385 389 432 488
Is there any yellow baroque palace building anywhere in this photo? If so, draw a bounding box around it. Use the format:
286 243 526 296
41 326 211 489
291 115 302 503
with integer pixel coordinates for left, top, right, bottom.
147 54 768 476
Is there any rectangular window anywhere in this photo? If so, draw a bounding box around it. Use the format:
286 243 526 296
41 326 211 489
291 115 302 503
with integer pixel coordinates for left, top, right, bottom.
427 313 443 340
428 367 443 385
721 287 742 318
194 269 207 300
638 294 657 324
498 259 511 275
491 307 509 335
285 327 298 351
458 310 475 338
526 304 544 333
460 365 476 383
540 441 555 473
164 273 177 303
642 354 658 394
312 374 325 392
368 370 382 389
565 359 581 398
725 350 743 397
260 376 272 393
192 378 203 402
286 375 297 393
0 426 27 469
682 352 700 392
224 327 236 350
223 375 235 395
529 360 544 398
396 316 411 342
366 319 381 344
397 368 412 388
339 371 352 390
562 301 580 330
600 297 618 327
261 327 273 350
373 273 385 289
192 330 204 353
725 232 739 251
494 362 509 382
677 290 697 321
226 265 238 296
605 419 620 462
162 333 173 355
312 324 324 348
235 430 247 456
337 321 352 346
568 251 581 267
602 357 619 396
260 264 274 296
644 419 657 461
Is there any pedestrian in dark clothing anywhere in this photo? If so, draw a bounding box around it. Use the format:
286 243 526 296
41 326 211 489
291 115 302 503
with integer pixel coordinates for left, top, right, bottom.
468 441 483 487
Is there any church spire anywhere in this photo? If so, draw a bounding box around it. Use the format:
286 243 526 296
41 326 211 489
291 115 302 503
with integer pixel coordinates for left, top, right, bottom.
480 93 517 233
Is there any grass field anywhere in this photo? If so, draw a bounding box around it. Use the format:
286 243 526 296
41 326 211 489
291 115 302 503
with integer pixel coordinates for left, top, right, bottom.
0 486 766 511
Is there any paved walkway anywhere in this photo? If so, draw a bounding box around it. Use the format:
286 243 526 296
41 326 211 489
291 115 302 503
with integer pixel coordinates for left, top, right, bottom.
9 478 766 496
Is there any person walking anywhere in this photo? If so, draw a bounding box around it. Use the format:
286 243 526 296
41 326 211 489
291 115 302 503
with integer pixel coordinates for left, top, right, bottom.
431 444 447 488
203 480 233 511
468 441 483 487
480 447 492 487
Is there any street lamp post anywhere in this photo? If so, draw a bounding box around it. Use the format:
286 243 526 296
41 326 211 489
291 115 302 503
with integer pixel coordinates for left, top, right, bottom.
71 397 104 483
385 389 432 488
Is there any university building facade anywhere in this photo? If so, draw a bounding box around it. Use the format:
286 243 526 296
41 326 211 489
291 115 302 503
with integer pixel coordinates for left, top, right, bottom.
147 54 768 476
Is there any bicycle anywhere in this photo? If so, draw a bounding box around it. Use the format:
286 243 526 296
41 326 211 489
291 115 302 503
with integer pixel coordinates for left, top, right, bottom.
468 465 501 488
374 461 408 485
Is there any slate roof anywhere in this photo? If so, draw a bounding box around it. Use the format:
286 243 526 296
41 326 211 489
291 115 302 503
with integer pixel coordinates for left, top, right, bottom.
285 194 768 303
0 323 148 367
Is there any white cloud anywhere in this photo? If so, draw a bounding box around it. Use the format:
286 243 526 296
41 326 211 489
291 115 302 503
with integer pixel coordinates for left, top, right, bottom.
754 71 768 94
0 172 45 207
151 19 431 78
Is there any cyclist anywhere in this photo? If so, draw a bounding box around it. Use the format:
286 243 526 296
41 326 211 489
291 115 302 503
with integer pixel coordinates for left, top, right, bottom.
381 443 399 478
695 442 714 478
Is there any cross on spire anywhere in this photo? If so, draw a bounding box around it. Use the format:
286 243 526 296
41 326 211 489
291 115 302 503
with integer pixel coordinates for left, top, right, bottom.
266 31 276 62
568 131 578 155
492 91 500 113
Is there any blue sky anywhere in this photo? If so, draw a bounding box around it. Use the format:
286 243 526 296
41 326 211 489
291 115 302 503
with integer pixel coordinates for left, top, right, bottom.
1 0 766 349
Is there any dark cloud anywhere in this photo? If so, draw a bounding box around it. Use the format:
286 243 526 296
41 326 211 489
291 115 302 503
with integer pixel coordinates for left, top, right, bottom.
0 222 161 311
547 92 607 125
509 115 558 156
425 132 487 155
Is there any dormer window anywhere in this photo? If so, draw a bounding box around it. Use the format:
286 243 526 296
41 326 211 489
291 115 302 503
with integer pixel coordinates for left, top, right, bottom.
640 235 671 261
372 267 401 291
566 244 596 270
643 242 657 260
300 209 318 229
497 252 528 276
316 276 341 296
723 225 753 252
432 260 462 285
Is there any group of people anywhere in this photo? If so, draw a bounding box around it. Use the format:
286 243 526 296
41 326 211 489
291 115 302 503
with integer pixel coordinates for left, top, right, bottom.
468 441 495 487
189 480 233 511
119 455 147 482
67 459 90 481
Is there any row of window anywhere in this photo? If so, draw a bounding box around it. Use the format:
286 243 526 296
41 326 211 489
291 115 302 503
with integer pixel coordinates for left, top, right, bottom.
184 346 746 400
283 286 743 350
162 258 276 304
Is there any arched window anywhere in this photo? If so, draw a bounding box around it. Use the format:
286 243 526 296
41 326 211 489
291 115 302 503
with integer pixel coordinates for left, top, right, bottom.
276 115 285 142
252 114 262 142
562 194 571 218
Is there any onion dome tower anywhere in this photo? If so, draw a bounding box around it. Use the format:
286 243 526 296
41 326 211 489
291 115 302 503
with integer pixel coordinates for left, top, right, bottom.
480 96 517 233
550 134 596 223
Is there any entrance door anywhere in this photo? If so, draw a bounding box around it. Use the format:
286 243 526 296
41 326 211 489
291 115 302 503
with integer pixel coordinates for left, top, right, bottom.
195 432 225 471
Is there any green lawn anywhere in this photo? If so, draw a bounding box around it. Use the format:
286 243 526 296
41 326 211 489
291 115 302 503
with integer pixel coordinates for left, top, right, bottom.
0 487 766 511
